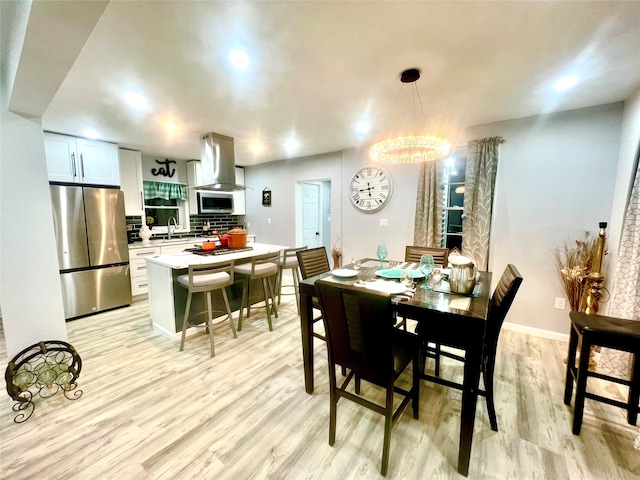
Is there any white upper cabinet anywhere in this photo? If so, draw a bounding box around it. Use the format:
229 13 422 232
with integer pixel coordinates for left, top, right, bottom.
44 133 77 183
232 167 246 215
187 160 201 215
118 148 144 216
44 132 120 186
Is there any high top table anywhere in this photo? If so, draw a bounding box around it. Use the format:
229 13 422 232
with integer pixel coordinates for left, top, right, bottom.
298 258 492 477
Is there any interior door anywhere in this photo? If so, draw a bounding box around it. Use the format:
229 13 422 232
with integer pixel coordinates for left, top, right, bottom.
302 182 321 248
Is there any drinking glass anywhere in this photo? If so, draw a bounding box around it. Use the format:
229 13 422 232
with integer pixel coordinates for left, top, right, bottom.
376 244 387 269
419 254 435 289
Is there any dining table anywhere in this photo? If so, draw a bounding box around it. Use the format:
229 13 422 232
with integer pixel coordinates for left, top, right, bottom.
298 258 492 477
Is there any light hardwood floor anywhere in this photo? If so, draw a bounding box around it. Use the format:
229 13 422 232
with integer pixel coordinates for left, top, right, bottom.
1 287 639 479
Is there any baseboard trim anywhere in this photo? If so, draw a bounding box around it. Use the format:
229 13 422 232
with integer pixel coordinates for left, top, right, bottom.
503 321 569 342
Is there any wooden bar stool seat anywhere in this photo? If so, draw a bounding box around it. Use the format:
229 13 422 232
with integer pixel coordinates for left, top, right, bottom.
178 261 237 358
564 310 640 435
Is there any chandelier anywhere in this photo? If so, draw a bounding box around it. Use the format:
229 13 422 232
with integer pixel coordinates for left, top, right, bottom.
370 68 451 164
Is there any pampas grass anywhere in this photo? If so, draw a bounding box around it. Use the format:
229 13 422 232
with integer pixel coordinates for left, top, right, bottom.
553 232 597 312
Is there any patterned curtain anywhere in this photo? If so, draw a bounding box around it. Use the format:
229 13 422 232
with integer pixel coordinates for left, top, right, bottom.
143 180 188 201
461 137 505 270
414 159 445 247
598 151 640 378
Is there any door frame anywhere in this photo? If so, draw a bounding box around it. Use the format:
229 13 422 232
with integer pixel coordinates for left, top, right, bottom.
295 180 331 251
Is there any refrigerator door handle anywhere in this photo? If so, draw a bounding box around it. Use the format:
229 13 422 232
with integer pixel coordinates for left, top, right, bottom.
140 192 144 210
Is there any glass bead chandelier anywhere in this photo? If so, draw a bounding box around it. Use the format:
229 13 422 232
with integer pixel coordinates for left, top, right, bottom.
370 68 451 164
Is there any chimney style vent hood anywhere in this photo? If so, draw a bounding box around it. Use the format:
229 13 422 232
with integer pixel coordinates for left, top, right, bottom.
196 132 245 191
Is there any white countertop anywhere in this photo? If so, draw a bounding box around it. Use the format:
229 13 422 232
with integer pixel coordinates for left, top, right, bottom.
129 234 256 250
145 243 286 269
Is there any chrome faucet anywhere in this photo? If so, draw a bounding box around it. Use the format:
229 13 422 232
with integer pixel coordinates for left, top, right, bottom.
167 216 178 239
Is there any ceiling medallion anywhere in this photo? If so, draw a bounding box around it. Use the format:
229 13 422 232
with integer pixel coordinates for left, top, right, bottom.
370 68 451 164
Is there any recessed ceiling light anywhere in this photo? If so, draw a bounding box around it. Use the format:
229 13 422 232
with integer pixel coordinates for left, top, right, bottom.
165 122 176 131
284 138 299 153
554 75 579 91
229 50 250 70
125 91 148 110
83 129 98 139
356 121 370 135
250 142 264 154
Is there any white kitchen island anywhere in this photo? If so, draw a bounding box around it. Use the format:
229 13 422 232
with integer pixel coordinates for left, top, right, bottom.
146 243 286 338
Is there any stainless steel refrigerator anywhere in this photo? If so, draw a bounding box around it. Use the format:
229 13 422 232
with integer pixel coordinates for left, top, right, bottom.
50 185 132 319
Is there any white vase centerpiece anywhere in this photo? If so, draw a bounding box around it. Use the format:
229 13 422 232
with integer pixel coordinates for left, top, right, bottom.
139 225 152 245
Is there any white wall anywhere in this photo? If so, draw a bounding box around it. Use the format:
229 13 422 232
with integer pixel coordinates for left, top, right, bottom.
244 152 343 249
462 103 623 334
1 1 104 359
1 94 68 361
246 103 625 336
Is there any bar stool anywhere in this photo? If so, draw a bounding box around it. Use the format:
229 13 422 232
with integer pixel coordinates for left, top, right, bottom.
276 246 307 314
564 310 640 435
178 260 237 358
235 251 280 331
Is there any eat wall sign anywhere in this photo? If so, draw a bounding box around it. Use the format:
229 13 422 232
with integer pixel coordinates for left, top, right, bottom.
151 159 176 178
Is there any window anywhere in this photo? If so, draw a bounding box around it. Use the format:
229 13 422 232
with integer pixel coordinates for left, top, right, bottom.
143 181 189 232
144 197 180 227
442 155 466 251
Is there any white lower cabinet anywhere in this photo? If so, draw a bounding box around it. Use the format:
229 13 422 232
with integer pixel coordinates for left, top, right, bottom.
129 246 160 296
129 241 203 295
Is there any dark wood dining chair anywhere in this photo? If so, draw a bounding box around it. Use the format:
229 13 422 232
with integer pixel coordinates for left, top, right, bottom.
296 248 331 331
405 245 450 266
418 263 523 431
315 282 421 477
564 310 640 435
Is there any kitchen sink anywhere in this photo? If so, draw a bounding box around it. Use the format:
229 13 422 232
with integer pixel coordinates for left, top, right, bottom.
151 236 203 245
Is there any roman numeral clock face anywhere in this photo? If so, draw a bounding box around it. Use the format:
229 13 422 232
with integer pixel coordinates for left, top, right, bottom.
349 165 393 212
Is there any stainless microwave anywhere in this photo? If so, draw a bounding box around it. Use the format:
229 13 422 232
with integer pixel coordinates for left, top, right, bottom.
197 192 234 214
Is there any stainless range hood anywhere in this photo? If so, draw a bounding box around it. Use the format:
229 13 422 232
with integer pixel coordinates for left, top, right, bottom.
196 132 245 191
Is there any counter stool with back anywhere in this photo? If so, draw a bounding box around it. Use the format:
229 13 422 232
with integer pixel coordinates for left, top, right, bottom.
178 260 237 358
276 246 307 315
235 251 280 331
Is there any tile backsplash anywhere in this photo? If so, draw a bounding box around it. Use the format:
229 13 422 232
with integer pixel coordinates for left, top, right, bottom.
126 214 245 242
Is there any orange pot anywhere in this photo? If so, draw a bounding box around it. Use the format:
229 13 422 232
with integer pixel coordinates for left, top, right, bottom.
227 227 247 249
202 240 216 251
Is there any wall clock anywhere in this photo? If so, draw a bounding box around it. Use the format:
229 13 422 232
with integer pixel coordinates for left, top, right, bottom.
349 165 393 212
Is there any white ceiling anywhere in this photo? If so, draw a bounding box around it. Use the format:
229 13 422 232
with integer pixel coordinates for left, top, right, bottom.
36 1 640 166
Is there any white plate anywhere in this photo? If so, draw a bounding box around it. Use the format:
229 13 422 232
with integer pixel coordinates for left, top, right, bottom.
365 281 408 295
331 268 359 278
375 268 425 279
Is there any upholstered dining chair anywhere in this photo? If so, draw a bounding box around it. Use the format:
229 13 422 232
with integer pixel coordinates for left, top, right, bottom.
418 263 523 431
315 282 421 477
405 245 450 267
